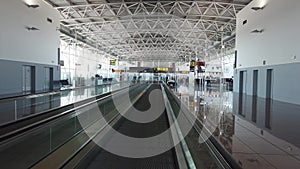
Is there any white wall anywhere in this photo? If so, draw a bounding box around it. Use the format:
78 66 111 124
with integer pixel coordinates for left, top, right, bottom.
236 0 300 69
0 0 60 65
235 0 300 104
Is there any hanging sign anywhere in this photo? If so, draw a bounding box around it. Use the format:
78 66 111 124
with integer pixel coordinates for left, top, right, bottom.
110 59 116 65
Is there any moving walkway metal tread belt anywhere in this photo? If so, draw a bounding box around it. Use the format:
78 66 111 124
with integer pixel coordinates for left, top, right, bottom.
80 84 179 169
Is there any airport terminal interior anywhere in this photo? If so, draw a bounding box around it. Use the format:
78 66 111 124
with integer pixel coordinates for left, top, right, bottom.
0 0 300 168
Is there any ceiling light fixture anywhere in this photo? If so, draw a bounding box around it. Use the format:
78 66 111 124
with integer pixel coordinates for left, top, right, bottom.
25 26 40 31
27 4 39 8
251 29 264 33
23 2 39 8
251 6 265 11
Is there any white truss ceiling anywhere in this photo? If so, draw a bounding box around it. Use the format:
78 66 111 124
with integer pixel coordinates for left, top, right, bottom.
45 0 253 61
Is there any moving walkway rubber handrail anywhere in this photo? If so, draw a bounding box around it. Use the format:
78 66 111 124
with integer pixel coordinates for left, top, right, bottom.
0 82 129 128
0 83 139 143
163 83 242 169
30 84 152 169
161 84 196 169
0 82 128 125
0 81 127 101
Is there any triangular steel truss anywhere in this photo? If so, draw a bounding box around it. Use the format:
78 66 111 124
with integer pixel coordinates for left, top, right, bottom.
46 0 252 61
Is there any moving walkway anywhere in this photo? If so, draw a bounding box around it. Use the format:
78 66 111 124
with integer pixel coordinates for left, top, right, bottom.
0 82 241 169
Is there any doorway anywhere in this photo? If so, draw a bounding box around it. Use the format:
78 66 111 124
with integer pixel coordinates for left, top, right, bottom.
253 70 258 96
251 70 258 122
238 71 247 117
239 71 244 94
265 69 273 129
22 66 35 94
266 69 273 99
44 67 54 91
239 71 247 94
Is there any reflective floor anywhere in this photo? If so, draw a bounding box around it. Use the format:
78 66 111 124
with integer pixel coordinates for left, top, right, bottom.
0 83 129 125
174 83 300 169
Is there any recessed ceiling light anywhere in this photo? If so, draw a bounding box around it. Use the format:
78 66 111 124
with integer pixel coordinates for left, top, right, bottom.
251 6 265 11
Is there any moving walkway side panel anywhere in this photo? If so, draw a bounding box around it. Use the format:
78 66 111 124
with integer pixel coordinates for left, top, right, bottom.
0 83 135 142
72 84 179 169
0 84 148 169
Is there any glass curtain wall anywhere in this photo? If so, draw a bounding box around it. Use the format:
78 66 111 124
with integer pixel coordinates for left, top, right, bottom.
60 41 111 87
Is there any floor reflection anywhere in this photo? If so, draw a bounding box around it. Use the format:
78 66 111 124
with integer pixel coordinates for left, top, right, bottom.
175 84 300 169
252 96 257 123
